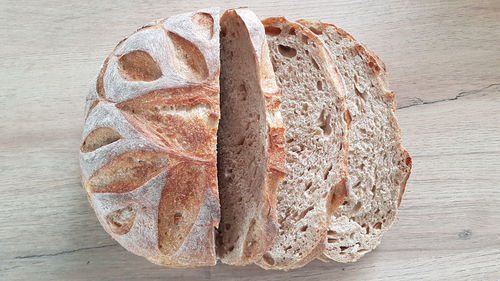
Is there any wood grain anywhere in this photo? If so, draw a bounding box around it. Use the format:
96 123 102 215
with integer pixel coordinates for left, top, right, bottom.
0 0 499 280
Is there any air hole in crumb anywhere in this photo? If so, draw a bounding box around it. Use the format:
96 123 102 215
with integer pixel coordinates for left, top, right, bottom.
318 109 332 135
278 44 297 58
238 197 243 202
265 26 281 36
305 182 313 191
272 61 278 72
300 225 308 232
262 253 275 265
316 80 323 90
228 245 234 252
327 238 338 243
291 144 305 153
236 136 245 146
340 246 348 252
371 185 376 194
352 202 362 212
288 27 296 35
301 34 309 44
327 230 338 236
323 165 333 180
374 222 382 229
297 206 314 220
354 87 366 101
311 58 320 70
284 245 292 251
309 26 323 35
302 103 309 111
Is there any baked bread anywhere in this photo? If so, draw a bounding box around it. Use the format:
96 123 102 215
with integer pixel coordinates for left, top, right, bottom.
256 17 349 270
297 20 412 262
80 7 412 269
217 8 286 265
80 8 221 267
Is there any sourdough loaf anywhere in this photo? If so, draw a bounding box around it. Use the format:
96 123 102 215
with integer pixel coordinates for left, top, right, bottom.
80 8 221 267
256 17 349 270
217 8 286 265
297 20 412 263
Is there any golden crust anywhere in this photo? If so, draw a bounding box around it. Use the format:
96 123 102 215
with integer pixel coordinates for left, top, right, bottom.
80 8 220 267
116 86 219 157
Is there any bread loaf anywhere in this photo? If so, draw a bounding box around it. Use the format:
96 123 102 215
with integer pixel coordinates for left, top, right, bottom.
297 20 412 263
256 17 349 270
80 8 221 267
217 8 286 265
80 8 412 269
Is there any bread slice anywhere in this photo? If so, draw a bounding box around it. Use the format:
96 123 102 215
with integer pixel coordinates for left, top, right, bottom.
256 17 349 270
216 8 286 265
80 8 221 267
298 20 412 262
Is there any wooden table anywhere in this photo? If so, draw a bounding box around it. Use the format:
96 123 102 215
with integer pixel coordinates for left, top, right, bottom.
1 0 499 280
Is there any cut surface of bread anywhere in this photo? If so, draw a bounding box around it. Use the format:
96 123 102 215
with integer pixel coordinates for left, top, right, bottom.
217 8 286 265
80 8 221 267
298 20 412 263
256 17 349 270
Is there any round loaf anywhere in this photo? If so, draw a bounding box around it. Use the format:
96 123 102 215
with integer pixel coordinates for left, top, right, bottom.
80 8 221 267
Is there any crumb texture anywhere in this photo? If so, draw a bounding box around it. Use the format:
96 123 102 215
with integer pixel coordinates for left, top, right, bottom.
257 18 348 270
217 8 284 265
299 20 412 263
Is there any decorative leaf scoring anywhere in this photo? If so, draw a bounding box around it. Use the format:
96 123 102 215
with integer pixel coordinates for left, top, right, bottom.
117 93 216 155
106 205 137 235
167 31 209 82
118 50 162 81
192 12 214 39
86 151 169 193
81 127 121 152
157 161 209 255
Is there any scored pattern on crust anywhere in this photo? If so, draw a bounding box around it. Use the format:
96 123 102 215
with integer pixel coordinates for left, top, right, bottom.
80 8 220 267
